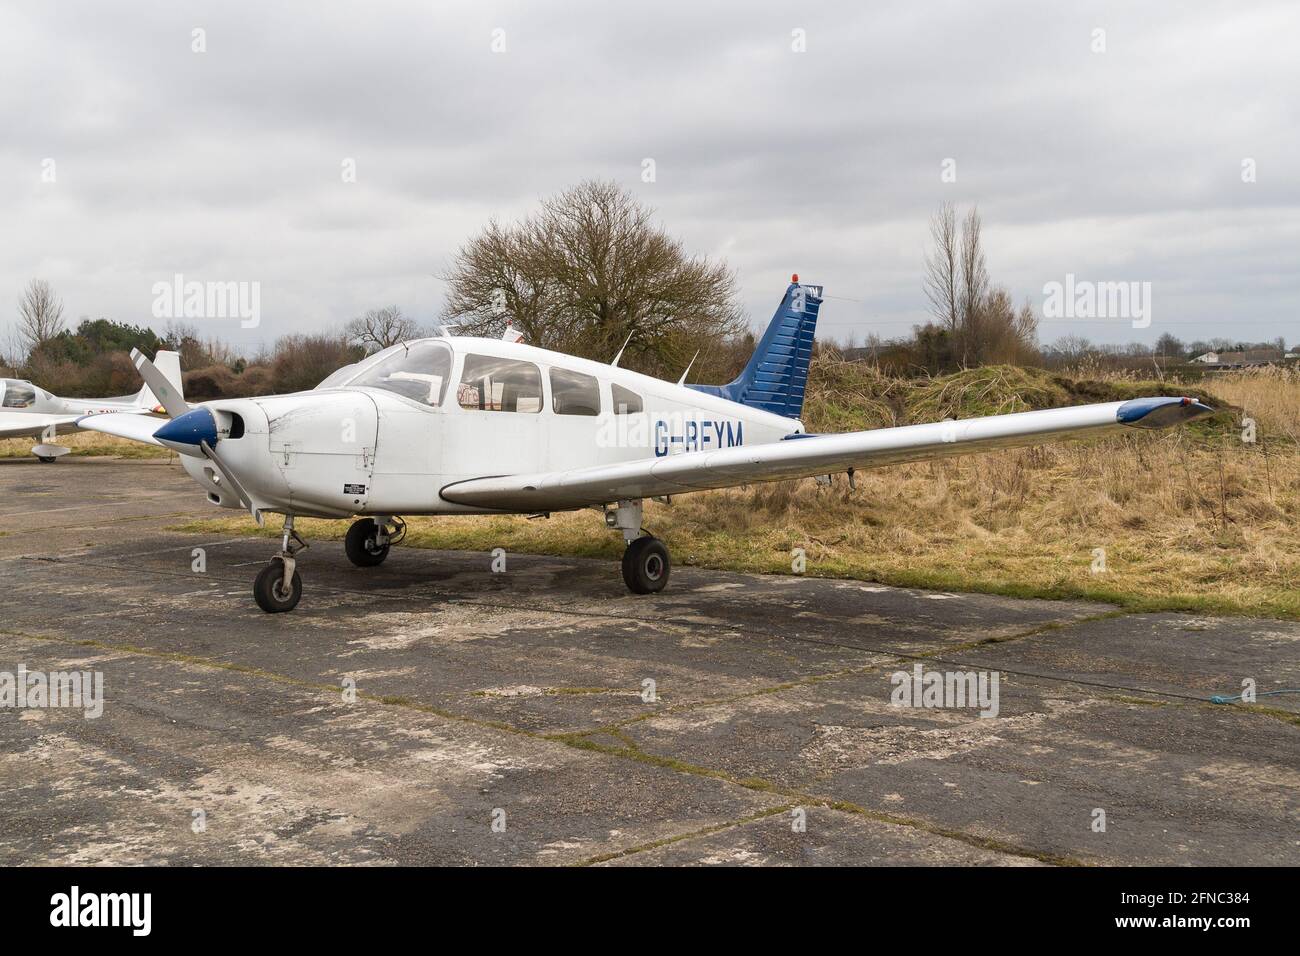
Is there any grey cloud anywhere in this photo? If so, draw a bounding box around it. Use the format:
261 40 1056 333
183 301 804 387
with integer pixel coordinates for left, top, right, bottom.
1 0 1296 352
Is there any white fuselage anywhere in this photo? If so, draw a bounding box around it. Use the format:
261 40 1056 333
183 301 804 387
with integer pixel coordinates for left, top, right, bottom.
185 336 800 518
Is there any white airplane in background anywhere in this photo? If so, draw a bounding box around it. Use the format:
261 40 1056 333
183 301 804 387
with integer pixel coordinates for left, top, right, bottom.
0 351 182 461
80 279 1213 613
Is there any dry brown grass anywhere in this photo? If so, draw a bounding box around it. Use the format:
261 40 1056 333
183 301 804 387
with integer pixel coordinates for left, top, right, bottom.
1203 365 1300 445
0 430 173 460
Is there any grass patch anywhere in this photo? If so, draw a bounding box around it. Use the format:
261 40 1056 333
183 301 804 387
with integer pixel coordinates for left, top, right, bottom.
0 431 174 460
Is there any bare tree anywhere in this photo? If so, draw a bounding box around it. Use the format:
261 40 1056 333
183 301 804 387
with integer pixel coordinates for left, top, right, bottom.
1013 298 1039 351
441 179 745 377
977 288 1040 365
346 306 422 354
1154 332 1184 360
958 206 991 367
923 202 960 339
0 325 28 374
161 320 213 370
921 204 1036 367
1047 335 1093 361
17 278 66 355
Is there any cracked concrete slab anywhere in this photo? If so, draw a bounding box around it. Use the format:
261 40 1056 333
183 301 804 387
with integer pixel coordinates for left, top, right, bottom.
950 612 1300 712
1 459 1295 866
0 632 784 865
617 668 1300 864
596 806 1046 866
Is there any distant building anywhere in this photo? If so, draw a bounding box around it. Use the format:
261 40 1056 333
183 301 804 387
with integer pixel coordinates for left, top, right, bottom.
1191 348 1284 369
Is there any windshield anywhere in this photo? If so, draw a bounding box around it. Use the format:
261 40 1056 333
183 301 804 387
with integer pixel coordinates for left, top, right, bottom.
1 379 36 408
344 340 452 407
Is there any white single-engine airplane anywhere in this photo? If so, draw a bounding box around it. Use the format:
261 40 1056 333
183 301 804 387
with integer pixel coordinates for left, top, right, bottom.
80 279 1212 613
0 351 181 461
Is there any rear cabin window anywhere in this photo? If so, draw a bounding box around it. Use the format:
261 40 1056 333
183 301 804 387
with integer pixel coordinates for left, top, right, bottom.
458 355 544 413
550 368 601 416
611 383 643 414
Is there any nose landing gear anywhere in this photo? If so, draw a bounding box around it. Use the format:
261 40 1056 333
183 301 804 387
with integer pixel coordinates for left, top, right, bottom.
254 515 307 613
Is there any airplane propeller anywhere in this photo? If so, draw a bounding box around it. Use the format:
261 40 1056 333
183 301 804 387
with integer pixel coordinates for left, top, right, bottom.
129 348 264 525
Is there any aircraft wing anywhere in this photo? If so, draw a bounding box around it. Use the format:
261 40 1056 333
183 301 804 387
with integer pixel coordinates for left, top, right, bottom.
74 412 165 446
440 397 1215 512
0 412 81 440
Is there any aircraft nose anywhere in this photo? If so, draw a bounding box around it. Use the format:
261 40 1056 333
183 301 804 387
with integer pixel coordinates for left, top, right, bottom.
154 407 218 451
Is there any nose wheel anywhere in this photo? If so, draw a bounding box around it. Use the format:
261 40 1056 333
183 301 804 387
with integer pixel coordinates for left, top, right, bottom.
254 516 307 613
254 561 302 612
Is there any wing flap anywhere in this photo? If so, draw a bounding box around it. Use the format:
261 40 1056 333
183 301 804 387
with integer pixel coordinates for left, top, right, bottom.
440 397 1214 512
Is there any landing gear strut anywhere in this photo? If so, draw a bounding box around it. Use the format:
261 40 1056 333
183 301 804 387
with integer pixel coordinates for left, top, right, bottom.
254 515 306 613
606 500 671 594
345 516 404 567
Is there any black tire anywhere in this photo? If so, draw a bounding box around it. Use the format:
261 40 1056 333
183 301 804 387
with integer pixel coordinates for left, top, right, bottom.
37 456 56 463
621 536 671 594
254 561 302 613
345 519 390 567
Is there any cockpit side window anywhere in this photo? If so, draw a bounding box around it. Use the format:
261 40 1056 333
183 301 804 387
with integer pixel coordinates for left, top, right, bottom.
611 383 643 415
550 368 601 416
457 355 543 413
346 341 452 407
1 380 36 408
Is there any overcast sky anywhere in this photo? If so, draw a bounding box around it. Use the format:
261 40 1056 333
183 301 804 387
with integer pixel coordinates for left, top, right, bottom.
2 0 1296 355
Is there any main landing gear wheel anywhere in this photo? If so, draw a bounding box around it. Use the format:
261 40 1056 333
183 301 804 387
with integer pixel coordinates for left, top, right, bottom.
345 517 399 567
622 535 671 594
254 561 302 613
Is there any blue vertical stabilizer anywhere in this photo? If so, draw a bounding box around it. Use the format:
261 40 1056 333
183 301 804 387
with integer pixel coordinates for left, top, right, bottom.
687 278 822 420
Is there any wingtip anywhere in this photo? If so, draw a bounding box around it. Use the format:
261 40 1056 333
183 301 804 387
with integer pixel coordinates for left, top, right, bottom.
1117 396 1216 429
